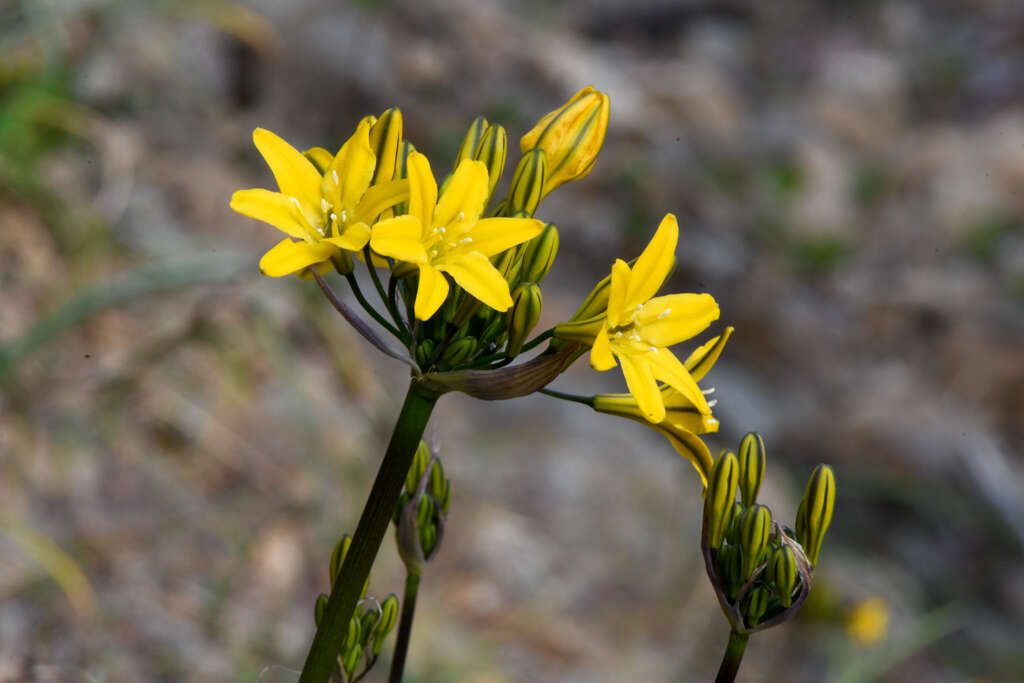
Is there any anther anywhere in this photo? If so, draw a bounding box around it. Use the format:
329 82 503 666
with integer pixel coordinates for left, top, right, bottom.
320 198 330 213
332 170 339 185
330 213 337 221
290 197 301 207
657 308 671 320
702 387 716 395
707 399 718 408
458 212 465 221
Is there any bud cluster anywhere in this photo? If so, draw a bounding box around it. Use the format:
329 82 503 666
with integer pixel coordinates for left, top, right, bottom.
393 441 452 575
313 533 399 681
702 433 835 633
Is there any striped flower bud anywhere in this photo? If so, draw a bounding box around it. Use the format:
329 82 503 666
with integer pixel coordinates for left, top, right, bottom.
428 459 450 515
739 504 772 580
725 500 744 546
359 604 380 643
520 86 610 196
794 497 808 548
313 593 328 626
404 441 432 494
506 149 546 217
738 432 766 507
800 464 835 566
368 107 403 185
391 139 417 219
743 586 771 627
454 116 489 168
704 449 739 549
372 593 400 655
519 223 559 284
415 339 435 368
473 123 508 205
440 336 478 367
329 534 353 588
505 283 543 357
343 616 362 654
341 636 362 678
768 544 799 608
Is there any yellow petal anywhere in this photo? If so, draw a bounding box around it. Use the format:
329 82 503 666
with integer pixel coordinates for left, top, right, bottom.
252 128 322 210
660 427 713 487
323 120 375 210
406 152 437 235
303 146 334 174
435 159 489 229
259 238 337 277
230 188 309 239
637 293 719 347
606 259 631 327
323 221 371 252
368 107 403 185
684 326 734 382
625 214 678 310
353 179 410 224
645 349 710 415
619 353 665 423
414 263 449 320
371 216 428 263
590 324 617 370
448 217 544 259
436 251 512 312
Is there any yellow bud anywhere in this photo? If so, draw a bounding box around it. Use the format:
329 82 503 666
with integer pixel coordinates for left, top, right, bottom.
519 223 559 284
473 123 508 206
739 504 772 580
800 464 836 567
505 283 543 357
738 432 767 507
454 116 489 168
507 149 546 217
520 86 610 196
768 544 799 608
705 449 739 549
368 107 403 185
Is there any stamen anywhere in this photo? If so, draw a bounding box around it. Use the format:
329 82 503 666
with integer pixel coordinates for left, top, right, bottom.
316 226 325 236
289 196 301 207
457 212 465 221
332 170 339 185
657 308 671 320
707 399 718 408
320 198 330 213
340 210 348 223
629 333 642 342
459 237 473 245
702 387 716 395
647 346 659 353
614 331 624 338
706 417 719 425
448 241 457 250
438 227 446 234
330 213 338 221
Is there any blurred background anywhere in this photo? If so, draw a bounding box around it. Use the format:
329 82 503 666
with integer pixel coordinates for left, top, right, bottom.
2 0 1023 681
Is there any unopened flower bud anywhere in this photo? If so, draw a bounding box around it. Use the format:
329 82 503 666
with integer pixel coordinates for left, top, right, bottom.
768 544 799 608
428 459 450 515
473 123 508 205
313 593 328 626
454 116 489 168
506 149 546 217
743 586 771 627
343 616 362 654
520 223 559 284
341 637 362 678
725 500 744 546
705 449 739 549
368 107 403 185
520 86 609 196
329 534 353 588
372 593 399 655
738 432 767 507
505 283 543 357
800 464 835 566
739 504 772 580
405 441 432 494
359 605 380 642
391 139 417 218
440 336 478 367
415 339 435 368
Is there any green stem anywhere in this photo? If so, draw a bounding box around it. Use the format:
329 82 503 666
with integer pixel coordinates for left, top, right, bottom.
714 630 749 683
298 381 440 683
364 247 409 339
519 328 553 353
387 572 421 683
538 387 595 408
345 272 406 342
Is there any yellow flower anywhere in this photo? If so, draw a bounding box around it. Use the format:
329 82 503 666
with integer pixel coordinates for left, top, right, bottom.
593 328 732 484
555 214 720 423
230 122 409 276
369 153 544 320
847 597 890 646
520 86 610 196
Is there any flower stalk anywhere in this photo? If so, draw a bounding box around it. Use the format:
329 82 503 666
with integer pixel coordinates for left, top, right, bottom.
714 630 749 683
387 572 421 683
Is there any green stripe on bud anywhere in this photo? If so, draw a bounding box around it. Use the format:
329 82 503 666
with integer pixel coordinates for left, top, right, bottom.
343 617 362 654
372 593 400 655
739 504 772 580
473 123 508 207
725 500 744 546
329 534 353 588
704 449 739 549
440 336 478 367
415 339 435 368
505 283 543 357
341 637 361 678
743 586 771 627
359 606 380 645
428 459 450 514
520 223 559 284
405 441 432 494
454 116 489 168
768 544 799 608
738 432 767 507
800 464 835 566
506 149 546 217
313 593 328 627
368 107 403 185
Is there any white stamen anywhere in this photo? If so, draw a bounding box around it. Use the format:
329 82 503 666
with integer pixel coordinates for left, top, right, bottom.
289 196 301 207
707 399 718 408
706 418 719 425
340 210 348 222
438 227 446 234
428 249 438 259
316 226 325 236
636 303 644 311
448 241 457 250
702 387 716 395
614 331 624 338
629 333 641 342
332 170 339 185
647 346 659 353
457 212 465 221
657 308 671 320
459 237 473 245
330 213 338 221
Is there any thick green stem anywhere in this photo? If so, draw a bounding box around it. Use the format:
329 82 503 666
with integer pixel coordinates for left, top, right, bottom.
538 386 595 408
298 381 440 683
714 630 749 683
387 572 421 683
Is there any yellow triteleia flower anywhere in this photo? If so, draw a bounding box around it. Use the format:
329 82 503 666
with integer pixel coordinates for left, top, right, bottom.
593 328 732 484
230 122 409 277
370 153 544 320
555 214 720 423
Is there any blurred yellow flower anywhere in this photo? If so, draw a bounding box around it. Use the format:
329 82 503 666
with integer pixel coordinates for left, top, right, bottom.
847 596 890 646
370 153 543 320
230 122 408 277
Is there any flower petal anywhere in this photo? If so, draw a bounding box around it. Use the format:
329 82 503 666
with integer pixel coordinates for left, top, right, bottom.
252 128 322 210
371 216 428 263
323 120 375 210
637 293 719 347
660 427 714 487
436 251 513 312
435 159 489 229
590 324 617 370
353 179 410 224
259 238 337 277
683 326 734 382
303 146 334 174
645 348 710 415
446 217 544 259
324 221 371 252
230 188 309 240
619 353 665 423
414 263 449 320
406 152 437 236
606 259 631 327
625 214 678 310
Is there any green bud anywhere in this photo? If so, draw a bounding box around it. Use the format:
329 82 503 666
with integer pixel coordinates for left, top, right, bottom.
739 504 772 580
479 312 507 347
372 594 400 656
704 449 739 549
506 149 546 217
368 107 403 185
794 497 808 548
359 606 380 646
505 283 543 357
415 339 435 368
428 460 449 514
416 494 433 529
738 432 767 507
743 586 771 627
725 501 744 546
454 116 489 168
440 336 478 367
341 640 362 678
768 544 799 608
420 522 437 557
329 534 353 588
519 223 559 284
473 123 508 205
800 464 835 566
343 616 362 653
718 544 743 599
313 593 328 627
405 441 432 494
